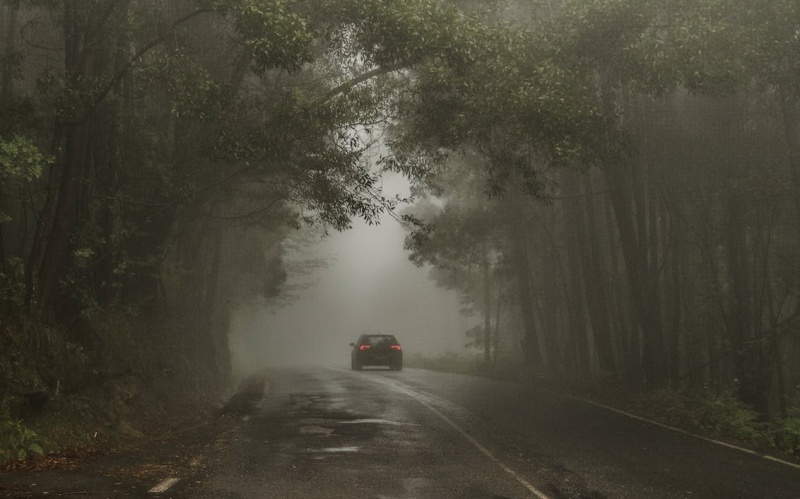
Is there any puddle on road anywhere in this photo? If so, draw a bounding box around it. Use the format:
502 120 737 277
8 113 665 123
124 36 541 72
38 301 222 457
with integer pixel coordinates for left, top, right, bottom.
297 418 418 442
299 417 418 429
306 446 360 454
298 425 335 436
341 419 419 426
307 446 361 459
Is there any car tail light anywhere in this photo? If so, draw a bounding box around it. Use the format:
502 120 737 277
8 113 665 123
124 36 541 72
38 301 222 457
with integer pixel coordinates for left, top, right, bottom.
391 345 401 351
359 345 371 351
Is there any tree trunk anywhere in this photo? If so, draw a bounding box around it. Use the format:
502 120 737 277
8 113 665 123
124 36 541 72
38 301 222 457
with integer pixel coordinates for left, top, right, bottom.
25 131 61 314
29 2 91 316
494 285 501 365
513 224 542 367
724 194 767 413
596 76 666 386
563 173 590 373
604 155 667 387
665 200 683 386
1 2 18 102
26 0 139 318
34 121 90 317
482 243 491 365
780 91 800 257
766 274 787 418
603 185 631 378
579 172 616 373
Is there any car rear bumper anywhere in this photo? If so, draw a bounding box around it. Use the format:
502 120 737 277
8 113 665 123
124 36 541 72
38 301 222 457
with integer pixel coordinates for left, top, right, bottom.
353 353 402 366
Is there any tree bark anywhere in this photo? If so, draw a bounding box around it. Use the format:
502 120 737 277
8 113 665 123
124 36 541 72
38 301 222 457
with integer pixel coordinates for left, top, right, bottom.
665 199 683 385
598 82 667 388
27 1 93 316
725 193 767 413
34 121 90 316
482 242 491 365
777 89 800 418
563 173 590 373
604 156 667 387
494 285 501 365
1 2 18 102
513 222 542 367
581 172 616 373
780 90 800 253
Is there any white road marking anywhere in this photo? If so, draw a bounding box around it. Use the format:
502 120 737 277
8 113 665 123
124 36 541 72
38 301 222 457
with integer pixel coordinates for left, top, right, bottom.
764 455 800 470
148 477 180 494
364 374 550 499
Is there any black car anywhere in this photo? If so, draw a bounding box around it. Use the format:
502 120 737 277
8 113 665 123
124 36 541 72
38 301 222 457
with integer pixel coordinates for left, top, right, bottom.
350 334 403 371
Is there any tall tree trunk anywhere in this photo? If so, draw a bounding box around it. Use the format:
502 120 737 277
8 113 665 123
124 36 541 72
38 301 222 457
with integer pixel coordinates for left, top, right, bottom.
26 0 136 318
665 200 683 386
780 91 800 253
597 76 665 385
205 226 224 370
604 186 632 378
773 87 800 419
563 173 590 373
766 272 787 418
513 224 542 367
482 242 491 365
494 285 501 365
604 155 667 387
25 129 61 314
725 194 766 413
780 92 800 364
34 122 90 316
580 172 616 373
537 211 568 371
29 2 90 316
1 2 18 102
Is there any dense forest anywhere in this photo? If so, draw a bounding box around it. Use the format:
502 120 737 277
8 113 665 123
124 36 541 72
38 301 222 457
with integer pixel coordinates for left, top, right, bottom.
403 0 800 426
1 0 799 459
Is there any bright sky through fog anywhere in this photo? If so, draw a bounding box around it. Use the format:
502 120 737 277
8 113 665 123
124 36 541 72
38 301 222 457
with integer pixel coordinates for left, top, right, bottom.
229 172 472 373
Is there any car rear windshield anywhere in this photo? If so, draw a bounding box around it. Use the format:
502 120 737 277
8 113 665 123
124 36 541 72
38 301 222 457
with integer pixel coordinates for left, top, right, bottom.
363 335 398 347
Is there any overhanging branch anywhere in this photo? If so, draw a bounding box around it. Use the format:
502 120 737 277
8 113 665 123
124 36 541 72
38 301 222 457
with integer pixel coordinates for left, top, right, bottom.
78 8 214 122
316 62 408 105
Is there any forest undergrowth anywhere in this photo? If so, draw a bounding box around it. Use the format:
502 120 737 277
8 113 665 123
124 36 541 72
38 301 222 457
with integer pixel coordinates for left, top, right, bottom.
0 315 228 468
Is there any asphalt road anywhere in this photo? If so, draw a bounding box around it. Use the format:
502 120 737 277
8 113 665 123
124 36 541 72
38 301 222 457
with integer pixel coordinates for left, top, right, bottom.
3 367 800 498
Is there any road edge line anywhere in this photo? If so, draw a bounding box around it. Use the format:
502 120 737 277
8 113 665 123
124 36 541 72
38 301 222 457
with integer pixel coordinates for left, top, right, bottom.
568 396 800 471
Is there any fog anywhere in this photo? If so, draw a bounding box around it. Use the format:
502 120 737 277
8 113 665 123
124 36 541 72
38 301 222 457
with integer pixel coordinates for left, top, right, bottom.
229 174 472 376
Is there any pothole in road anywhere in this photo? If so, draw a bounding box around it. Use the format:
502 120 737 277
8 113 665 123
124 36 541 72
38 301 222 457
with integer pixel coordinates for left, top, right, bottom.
296 417 419 440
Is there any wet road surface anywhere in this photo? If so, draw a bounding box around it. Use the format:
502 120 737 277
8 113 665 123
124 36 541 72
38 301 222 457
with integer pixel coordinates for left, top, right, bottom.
185 367 800 498
2 367 800 498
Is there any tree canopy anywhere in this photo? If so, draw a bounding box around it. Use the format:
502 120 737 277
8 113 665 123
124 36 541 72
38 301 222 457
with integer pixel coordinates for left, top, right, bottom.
1 0 800 447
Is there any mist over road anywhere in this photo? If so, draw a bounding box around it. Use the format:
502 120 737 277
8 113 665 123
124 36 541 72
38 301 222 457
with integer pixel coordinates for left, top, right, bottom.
184 367 799 499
